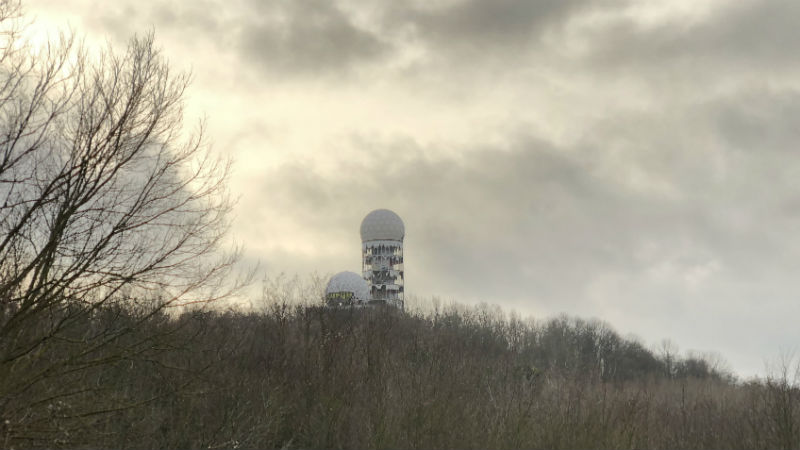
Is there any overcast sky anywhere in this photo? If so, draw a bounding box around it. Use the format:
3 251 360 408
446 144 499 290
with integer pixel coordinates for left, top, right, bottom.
24 0 800 378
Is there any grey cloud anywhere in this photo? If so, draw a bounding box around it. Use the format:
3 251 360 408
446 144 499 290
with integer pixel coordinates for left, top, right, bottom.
576 0 800 73
254 133 680 308
75 0 616 76
150 1 225 36
230 0 800 81
83 0 226 45
581 89 800 285
238 0 391 76
42 0 800 81
67 0 390 76
393 0 594 50
710 88 800 154
30 0 800 376
249 79 800 319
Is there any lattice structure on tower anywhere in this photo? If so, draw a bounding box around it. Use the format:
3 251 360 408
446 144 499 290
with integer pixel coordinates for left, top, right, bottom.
360 209 405 309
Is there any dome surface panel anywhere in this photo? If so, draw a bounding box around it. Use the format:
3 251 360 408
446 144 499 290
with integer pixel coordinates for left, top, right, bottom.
360 209 405 242
325 271 370 302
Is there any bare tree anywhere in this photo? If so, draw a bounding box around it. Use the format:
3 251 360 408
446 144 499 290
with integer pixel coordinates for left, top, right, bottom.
0 0 243 432
658 338 680 379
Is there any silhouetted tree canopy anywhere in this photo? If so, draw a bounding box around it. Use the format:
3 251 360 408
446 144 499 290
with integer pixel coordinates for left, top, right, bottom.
0 0 240 428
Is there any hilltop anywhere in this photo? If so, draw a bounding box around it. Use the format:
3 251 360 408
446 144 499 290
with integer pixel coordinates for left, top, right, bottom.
4 298 798 449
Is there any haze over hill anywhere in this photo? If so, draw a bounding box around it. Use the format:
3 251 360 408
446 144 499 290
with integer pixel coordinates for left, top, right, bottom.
22 0 800 379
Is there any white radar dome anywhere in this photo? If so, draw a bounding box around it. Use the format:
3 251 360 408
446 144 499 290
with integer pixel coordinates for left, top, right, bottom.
360 209 405 242
325 271 370 302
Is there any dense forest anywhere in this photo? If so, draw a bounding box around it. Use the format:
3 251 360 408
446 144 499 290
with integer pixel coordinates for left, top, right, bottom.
3 296 799 449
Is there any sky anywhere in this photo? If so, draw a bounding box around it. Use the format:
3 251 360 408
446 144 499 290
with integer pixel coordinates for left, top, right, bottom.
22 0 800 379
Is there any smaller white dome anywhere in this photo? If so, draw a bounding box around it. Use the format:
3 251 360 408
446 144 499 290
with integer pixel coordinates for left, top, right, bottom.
325 271 370 303
360 209 404 242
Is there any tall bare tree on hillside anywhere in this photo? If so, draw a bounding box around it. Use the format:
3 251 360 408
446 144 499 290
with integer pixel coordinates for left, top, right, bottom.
0 0 242 420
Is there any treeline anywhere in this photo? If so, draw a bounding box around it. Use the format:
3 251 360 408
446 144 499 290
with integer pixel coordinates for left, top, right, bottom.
2 300 799 449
